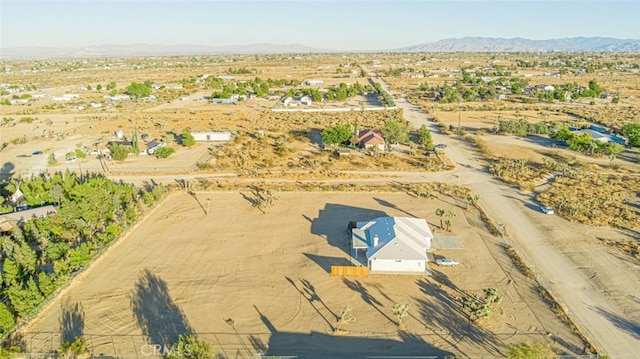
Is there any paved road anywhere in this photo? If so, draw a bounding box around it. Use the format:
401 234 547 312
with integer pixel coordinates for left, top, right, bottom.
108 77 640 357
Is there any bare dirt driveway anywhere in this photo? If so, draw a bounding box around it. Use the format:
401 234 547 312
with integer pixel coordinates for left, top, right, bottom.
389 82 640 358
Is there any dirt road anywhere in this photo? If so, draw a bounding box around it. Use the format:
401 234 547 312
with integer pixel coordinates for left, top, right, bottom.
395 90 640 358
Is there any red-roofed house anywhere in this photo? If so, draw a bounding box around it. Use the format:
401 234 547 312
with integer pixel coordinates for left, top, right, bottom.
352 129 386 151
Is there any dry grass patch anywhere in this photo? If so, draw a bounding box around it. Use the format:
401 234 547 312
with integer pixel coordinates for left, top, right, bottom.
599 238 640 260
537 172 640 227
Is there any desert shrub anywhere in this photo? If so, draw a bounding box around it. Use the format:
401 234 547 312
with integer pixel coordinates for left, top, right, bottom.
507 342 555 359
18 117 37 124
154 147 175 158
74 149 86 159
165 334 211 359
537 172 640 227
58 336 87 357
48 153 57 165
489 157 548 188
108 143 130 161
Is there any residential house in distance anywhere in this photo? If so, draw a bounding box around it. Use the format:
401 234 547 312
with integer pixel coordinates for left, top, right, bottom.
352 129 386 151
192 131 232 142
570 126 626 145
299 95 313 105
303 79 324 86
350 216 433 274
0 205 57 225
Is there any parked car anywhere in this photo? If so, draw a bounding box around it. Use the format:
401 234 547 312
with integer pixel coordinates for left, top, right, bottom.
435 257 459 266
32 150 42 155
65 157 77 164
424 151 436 157
539 206 554 215
435 144 447 149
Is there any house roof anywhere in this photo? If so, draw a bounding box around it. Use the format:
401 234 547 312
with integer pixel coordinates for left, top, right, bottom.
352 217 432 261
355 129 385 146
0 205 57 223
571 129 611 141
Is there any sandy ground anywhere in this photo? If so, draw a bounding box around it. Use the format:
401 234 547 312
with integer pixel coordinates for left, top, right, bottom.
18 192 584 358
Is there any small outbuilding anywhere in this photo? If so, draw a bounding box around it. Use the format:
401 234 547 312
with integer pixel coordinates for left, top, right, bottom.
351 216 433 274
192 131 232 142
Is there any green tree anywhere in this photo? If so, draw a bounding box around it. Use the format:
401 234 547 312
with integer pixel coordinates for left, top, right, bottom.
96 84 102 91
68 242 94 270
382 120 410 144
181 128 196 147
507 341 556 359
321 124 352 145
86 84 92 91
0 303 15 334
108 143 130 161
165 334 212 359
37 272 57 297
588 79 602 97
416 124 434 150
126 82 152 98
620 123 640 147
132 130 139 154
7 278 44 318
2 258 19 286
106 81 116 90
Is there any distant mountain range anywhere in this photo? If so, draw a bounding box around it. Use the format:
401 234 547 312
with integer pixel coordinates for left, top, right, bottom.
2 37 639 58
0 43 330 59
396 37 640 52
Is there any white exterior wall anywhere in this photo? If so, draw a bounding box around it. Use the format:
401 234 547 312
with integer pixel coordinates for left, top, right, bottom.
370 258 425 273
192 132 231 142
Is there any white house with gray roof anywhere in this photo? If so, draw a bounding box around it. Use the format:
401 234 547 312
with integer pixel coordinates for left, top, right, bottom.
351 216 433 274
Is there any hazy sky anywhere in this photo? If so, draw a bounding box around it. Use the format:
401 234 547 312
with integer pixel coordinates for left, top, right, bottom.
1 0 638 51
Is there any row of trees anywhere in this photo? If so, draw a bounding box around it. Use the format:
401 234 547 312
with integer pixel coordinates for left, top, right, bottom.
552 127 625 158
0 173 167 333
496 118 551 136
373 82 395 106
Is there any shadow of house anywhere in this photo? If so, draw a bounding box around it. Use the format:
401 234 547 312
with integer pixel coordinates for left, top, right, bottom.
303 253 350 273
130 269 192 347
310 203 387 259
252 305 453 359
373 197 417 218
59 300 85 345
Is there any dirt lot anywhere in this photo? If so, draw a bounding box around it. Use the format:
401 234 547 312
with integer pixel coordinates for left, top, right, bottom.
19 192 585 358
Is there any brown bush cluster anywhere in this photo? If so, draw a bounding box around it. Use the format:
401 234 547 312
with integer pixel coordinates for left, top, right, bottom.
537 172 640 227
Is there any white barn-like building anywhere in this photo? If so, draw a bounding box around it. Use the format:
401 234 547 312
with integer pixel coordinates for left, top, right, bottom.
191 131 232 142
351 216 433 274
